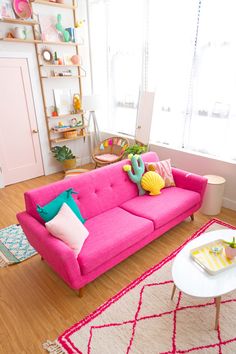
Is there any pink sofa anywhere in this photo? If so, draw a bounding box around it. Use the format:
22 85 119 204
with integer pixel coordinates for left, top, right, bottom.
17 152 207 292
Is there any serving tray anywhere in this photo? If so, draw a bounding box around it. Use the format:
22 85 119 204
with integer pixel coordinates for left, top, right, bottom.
190 239 236 275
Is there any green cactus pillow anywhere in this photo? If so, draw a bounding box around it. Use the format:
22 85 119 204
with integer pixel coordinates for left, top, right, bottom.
37 188 85 223
123 154 146 195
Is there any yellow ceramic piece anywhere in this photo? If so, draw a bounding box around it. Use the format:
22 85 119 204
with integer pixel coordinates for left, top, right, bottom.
141 171 165 196
123 165 131 172
73 94 81 111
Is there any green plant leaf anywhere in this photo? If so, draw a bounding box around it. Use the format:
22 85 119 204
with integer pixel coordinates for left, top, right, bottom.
51 145 75 162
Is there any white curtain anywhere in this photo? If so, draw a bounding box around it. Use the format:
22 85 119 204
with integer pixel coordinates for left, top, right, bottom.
88 0 236 161
186 0 236 161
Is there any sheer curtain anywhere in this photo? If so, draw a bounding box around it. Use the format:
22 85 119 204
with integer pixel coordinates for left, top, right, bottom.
88 0 236 161
186 0 236 161
88 0 144 136
148 0 198 148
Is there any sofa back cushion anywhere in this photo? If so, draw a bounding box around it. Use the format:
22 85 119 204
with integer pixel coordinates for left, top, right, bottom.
24 151 159 222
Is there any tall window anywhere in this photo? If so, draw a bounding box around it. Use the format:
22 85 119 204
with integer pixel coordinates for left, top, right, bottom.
88 0 144 136
88 0 236 161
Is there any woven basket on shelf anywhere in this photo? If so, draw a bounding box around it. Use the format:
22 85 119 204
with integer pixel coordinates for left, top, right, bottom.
63 130 77 139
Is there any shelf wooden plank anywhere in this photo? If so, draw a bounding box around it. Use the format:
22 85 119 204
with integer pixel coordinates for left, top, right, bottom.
31 0 77 9
0 38 77 45
41 75 81 79
50 134 88 143
51 125 85 133
47 111 83 119
40 41 78 46
1 37 41 43
0 18 38 25
40 64 80 67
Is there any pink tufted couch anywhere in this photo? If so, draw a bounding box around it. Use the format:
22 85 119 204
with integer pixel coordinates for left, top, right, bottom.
17 152 207 294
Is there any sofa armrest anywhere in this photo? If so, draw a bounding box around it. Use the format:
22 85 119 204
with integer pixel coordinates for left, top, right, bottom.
17 211 82 289
172 167 207 201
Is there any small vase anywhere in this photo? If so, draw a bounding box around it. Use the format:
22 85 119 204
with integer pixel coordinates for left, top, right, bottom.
225 246 236 259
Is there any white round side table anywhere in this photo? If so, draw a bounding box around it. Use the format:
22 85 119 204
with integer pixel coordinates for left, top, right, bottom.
171 229 236 330
200 175 226 215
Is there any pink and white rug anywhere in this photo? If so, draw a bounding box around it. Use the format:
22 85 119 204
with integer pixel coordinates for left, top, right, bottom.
44 219 236 354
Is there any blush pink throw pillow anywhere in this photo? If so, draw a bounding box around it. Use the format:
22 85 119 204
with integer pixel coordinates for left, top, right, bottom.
145 159 175 188
45 203 89 256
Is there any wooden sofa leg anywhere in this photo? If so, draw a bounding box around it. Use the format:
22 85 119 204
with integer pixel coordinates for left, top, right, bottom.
190 214 194 221
75 287 84 298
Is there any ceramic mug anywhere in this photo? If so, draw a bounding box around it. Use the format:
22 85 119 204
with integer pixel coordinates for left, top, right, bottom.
14 27 27 40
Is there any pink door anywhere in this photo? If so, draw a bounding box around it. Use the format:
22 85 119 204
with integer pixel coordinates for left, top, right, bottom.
0 58 44 185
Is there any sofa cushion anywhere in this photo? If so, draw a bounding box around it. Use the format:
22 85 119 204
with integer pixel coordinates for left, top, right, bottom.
45 203 89 256
120 187 201 229
77 207 154 274
37 188 85 223
145 159 175 187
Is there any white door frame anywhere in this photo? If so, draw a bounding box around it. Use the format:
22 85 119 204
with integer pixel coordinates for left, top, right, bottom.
0 51 46 188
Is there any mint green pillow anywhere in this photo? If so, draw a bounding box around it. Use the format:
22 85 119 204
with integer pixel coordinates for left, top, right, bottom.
37 188 85 224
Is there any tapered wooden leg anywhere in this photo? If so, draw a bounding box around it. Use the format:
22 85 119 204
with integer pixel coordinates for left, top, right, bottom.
190 214 194 221
171 284 176 300
75 287 84 298
215 296 221 330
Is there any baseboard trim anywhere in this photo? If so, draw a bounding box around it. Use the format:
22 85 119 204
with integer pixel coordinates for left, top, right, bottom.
223 197 236 211
76 156 92 166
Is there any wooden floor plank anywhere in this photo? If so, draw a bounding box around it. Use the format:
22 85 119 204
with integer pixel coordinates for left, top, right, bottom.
0 168 235 353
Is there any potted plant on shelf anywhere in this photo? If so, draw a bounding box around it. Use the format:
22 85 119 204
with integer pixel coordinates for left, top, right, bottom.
224 237 236 259
51 145 76 170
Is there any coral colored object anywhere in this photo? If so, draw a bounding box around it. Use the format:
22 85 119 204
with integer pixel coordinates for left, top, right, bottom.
141 171 165 195
95 154 118 163
225 246 236 259
71 55 79 65
17 152 207 290
13 0 32 19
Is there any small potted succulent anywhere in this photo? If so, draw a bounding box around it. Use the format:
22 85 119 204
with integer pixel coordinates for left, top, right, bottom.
224 237 236 259
51 145 76 170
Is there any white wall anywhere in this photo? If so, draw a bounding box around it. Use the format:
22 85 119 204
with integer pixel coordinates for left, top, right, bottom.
101 131 236 212
0 0 92 188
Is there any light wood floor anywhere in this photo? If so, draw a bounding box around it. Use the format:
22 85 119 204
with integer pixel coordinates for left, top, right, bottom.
0 171 236 353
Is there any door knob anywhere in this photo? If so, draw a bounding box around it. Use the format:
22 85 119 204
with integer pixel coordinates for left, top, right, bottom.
137 125 141 129
32 129 38 133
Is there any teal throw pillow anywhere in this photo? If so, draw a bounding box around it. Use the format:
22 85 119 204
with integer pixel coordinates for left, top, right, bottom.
37 188 85 224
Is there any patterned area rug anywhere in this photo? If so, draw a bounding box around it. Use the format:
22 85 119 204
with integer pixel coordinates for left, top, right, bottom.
0 224 37 267
43 219 236 354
